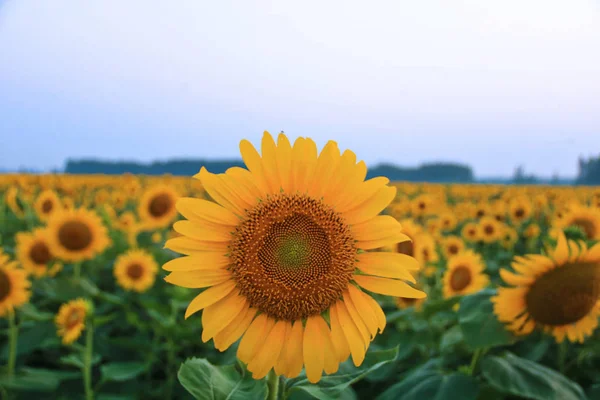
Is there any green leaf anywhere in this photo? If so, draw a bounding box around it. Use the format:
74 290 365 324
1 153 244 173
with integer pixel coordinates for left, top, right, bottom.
178 358 267 400
458 289 516 350
100 362 148 382
481 352 587 400
285 347 399 400
18 303 54 322
61 353 102 369
0 368 79 392
0 321 56 360
440 325 464 351
378 360 479 400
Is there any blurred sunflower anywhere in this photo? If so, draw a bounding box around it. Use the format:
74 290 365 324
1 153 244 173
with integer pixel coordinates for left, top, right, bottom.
478 216 503 243
46 208 111 262
34 189 61 222
509 197 532 226
114 249 158 293
138 185 179 229
0 251 31 317
461 222 479 242
554 205 600 241
163 132 424 383
442 250 489 298
493 233 600 343
410 194 435 218
524 223 541 240
501 227 519 250
16 228 61 278
439 211 457 232
396 295 425 311
55 298 92 344
442 236 465 258
5 186 26 218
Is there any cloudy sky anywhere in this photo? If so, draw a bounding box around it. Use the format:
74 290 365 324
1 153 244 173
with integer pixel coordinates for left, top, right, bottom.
1 0 599 178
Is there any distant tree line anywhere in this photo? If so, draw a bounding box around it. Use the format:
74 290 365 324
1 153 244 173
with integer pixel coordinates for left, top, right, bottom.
65 159 475 183
576 155 600 185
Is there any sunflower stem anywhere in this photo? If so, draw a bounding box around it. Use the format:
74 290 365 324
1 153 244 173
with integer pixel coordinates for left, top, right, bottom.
467 348 484 376
267 370 280 400
83 321 94 400
74 262 82 280
558 340 568 374
7 310 18 378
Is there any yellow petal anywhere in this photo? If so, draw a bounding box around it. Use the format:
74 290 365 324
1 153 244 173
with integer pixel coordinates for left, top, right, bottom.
329 304 351 362
173 221 232 242
354 275 426 298
197 168 246 216
237 314 274 363
291 137 318 194
282 320 304 378
322 150 358 205
248 320 287 379
303 315 325 383
552 231 569 265
363 294 386 333
499 269 534 287
225 167 264 200
165 269 231 288
335 300 366 367
342 186 396 225
347 285 379 339
162 253 230 272
201 291 247 342
356 253 418 282
314 316 339 374
307 140 340 199
341 292 371 343
184 281 237 319
213 307 257 351
261 131 281 194
335 177 389 213
357 251 420 272
352 215 402 241
176 197 239 226
239 139 270 194
273 321 292 376
276 133 293 194
165 237 228 255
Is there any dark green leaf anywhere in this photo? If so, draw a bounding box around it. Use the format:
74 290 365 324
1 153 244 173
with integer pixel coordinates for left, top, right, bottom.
458 289 516 349
481 352 587 400
440 325 463 351
100 362 148 382
178 358 267 400
0 368 79 392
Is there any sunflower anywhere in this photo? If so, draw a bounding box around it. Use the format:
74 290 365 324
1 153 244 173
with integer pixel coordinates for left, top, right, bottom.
114 249 158 293
410 194 437 218
442 250 489 298
554 205 600 241
15 228 60 278
5 186 25 218
138 185 179 229
163 132 425 383
461 222 479 242
439 211 457 232
413 233 439 266
509 196 532 226
0 251 31 317
478 216 503 243
396 295 425 311
46 208 111 262
34 189 61 222
501 227 519 250
524 223 541 239
492 233 600 343
55 298 92 344
442 236 465 259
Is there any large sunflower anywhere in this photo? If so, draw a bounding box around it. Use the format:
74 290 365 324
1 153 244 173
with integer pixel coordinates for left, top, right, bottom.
163 132 425 383
442 250 489 298
0 251 31 317
554 204 600 241
492 233 600 343
55 298 91 345
46 208 111 262
15 228 60 278
114 249 158 293
138 185 179 229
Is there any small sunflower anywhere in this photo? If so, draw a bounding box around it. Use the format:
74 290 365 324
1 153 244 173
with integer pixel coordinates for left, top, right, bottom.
501 227 519 250
114 249 158 293
5 186 26 218
55 298 92 344
478 216 503 243
15 228 60 278
442 250 489 298
138 185 179 229
492 233 600 343
163 132 425 383
46 208 111 262
524 223 541 239
442 236 465 259
509 197 532 225
0 251 31 317
554 205 600 241
34 189 61 222
439 211 457 232
461 222 479 242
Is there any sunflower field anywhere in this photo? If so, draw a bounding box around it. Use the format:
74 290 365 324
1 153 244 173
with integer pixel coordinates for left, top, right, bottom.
1 132 599 400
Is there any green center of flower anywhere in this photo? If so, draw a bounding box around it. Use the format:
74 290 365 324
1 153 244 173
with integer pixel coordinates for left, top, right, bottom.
275 235 311 269
526 261 600 326
0 270 11 302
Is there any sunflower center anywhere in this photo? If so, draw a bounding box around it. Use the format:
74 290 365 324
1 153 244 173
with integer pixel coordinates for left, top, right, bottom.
126 263 144 280
42 199 53 213
448 244 459 255
29 241 51 265
230 194 356 321
0 270 11 302
484 225 494 235
525 261 600 326
149 193 172 218
450 266 472 292
476 210 485 218
397 240 414 257
66 310 83 329
571 218 596 239
58 221 93 251
514 208 524 218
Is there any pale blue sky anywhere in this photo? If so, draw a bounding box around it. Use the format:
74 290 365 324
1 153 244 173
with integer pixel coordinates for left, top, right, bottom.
1 0 599 177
